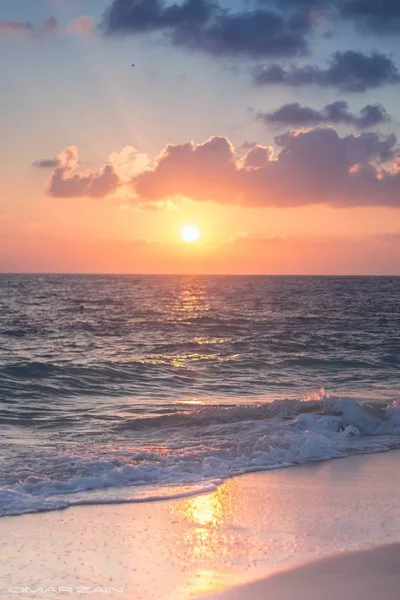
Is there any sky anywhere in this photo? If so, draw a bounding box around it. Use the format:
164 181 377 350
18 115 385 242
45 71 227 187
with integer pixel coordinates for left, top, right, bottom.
1 0 400 274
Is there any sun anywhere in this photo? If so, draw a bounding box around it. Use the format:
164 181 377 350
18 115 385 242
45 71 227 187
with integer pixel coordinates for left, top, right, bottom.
181 225 200 243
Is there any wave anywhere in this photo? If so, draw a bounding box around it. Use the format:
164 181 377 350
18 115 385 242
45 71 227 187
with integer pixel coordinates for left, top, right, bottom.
1 395 400 518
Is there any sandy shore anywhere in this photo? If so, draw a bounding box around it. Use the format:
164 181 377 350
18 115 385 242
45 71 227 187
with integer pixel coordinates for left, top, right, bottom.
1 451 400 599
205 543 400 600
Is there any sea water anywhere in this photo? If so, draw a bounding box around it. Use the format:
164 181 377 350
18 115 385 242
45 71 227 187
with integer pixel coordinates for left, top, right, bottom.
0 274 399 517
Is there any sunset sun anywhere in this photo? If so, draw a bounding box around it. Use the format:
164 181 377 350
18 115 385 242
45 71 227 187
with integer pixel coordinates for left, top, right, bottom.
181 225 200 243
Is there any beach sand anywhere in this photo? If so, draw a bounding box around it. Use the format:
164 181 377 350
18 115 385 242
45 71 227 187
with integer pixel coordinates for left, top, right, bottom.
205 543 400 600
1 451 400 599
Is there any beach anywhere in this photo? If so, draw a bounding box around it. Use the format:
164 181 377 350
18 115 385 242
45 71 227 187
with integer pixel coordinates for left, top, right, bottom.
1 451 400 599
207 543 400 600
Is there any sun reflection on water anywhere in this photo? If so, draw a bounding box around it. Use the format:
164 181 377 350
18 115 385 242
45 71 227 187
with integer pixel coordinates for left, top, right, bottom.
172 485 235 562
184 491 225 527
135 277 237 369
169 277 210 324
169 484 245 598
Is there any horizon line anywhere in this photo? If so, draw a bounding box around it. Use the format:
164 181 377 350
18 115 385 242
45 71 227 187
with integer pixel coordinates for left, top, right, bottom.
1 272 399 278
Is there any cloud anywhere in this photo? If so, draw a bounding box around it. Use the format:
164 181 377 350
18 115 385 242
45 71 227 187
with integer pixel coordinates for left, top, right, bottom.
0 17 59 38
240 142 260 150
33 159 61 169
339 0 400 34
136 199 179 211
102 0 313 58
102 0 214 33
0 16 96 39
258 101 391 129
132 130 400 208
172 8 311 58
134 136 238 204
47 147 120 198
264 0 400 34
108 146 150 181
69 16 94 36
47 128 400 207
0 22 33 36
241 144 274 168
100 0 400 64
253 50 400 92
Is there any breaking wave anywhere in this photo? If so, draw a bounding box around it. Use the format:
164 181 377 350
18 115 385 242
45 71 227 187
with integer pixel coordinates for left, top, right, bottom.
2 394 400 518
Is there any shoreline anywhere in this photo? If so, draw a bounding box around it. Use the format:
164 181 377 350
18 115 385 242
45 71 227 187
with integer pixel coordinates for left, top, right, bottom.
3 440 398 520
1 451 400 599
0 446 394 521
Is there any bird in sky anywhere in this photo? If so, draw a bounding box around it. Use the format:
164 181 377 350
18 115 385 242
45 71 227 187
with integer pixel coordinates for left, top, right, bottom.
131 64 135 67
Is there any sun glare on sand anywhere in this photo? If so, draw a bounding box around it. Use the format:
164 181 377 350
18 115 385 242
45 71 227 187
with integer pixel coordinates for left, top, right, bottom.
181 225 200 243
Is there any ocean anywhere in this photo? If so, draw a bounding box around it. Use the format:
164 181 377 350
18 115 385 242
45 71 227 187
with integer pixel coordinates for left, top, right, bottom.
0 274 399 517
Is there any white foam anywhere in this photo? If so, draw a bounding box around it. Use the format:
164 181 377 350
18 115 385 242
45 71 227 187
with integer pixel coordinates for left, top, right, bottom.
1 396 400 517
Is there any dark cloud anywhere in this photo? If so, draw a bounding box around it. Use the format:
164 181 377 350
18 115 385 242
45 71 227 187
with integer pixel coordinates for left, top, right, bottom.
242 145 274 168
33 159 61 169
132 130 400 208
101 0 400 61
40 17 59 35
100 0 400 70
102 0 214 33
339 0 400 34
266 0 400 34
102 0 311 58
344 103 391 128
253 51 400 92
258 101 390 129
172 8 310 57
261 0 330 6
47 147 120 198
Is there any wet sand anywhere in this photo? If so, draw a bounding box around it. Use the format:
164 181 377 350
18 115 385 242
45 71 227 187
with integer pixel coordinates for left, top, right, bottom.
1 451 400 599
205 543 400 600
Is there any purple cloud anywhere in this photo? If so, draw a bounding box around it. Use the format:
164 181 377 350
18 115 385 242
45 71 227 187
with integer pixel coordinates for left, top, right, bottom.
47 147 120 198
253 51 400 92
258 101 390 129
132 130 400 208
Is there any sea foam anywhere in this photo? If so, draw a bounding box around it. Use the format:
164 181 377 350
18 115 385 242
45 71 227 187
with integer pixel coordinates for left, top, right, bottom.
1 395 400 518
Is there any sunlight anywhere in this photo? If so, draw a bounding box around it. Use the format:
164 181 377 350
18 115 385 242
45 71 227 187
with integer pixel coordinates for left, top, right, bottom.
186 493 224 526
181 225 200 243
